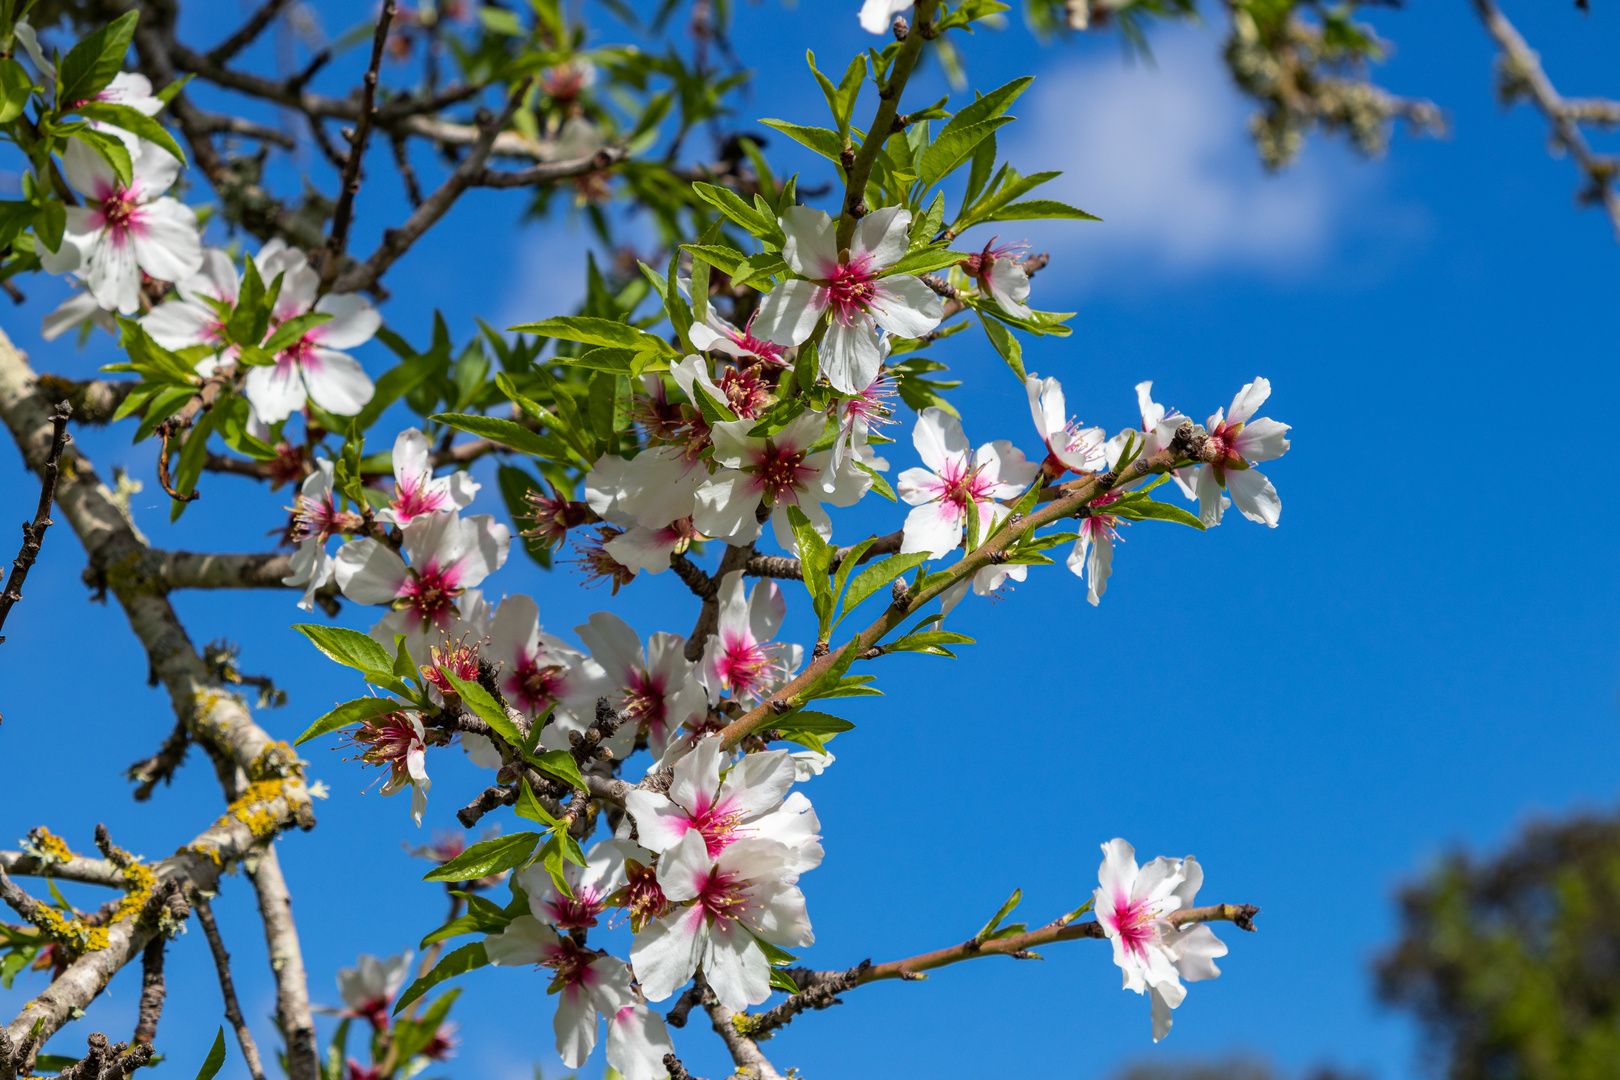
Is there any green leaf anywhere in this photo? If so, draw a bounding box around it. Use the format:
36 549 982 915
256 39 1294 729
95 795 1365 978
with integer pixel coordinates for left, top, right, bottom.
294 697 401 746
888 247 971 277
430 413 552 459
888 628 976 657
294 624 394 675
759 118 845 164
981 198 1101 223
513 777 560 827
155 72 195 105
73 101 185 165
772 710 855 754
55 10 138 109
70 126 132 187
0 59 36 126
838 551 931 625
532 749 585 791
785 506 835 639
193 1027 227 1080
769 967 800 993
392 942 489 1015
829 537 876 622
690 181 778 240
506 316 650 350
167 408 217 520
918 116 1014 190
419 894 517 947
950 76 1034 132
979 313 1025 381
261 312 333 355
422 833 541 883
975 888 1022 943
679 243 745 277
1108 495 1205 530
440 669 526 747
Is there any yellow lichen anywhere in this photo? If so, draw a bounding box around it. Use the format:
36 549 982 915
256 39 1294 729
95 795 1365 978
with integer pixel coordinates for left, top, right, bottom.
218 778 293 839
247 740 305 781
23 826 74 866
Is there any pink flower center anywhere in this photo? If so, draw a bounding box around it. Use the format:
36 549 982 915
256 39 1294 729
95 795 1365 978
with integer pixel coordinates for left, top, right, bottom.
1080 490 1120 542
621 670 667 730
714 632 776 703
750 442 816 501
278 333 321 372
98 188 139 241
1107 892 1160 960
719 366 772 418
396 561 462 630
841 375 896 432
938 459 996 512
1207 420 1245 466
342 712 427 789
685 794 749 859
693 865 750 924
545 884 606 930
505 654 567 715
393 473 448 521
727 318 786 365
824 257 877 323
539 937 595 993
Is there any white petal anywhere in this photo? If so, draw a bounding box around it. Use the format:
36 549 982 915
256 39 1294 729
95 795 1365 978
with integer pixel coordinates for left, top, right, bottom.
1233 417 1290 463
303 350 375 417
313 291 382 349
629 904 707 1002
912 407 969 475
333 538 410 604
244 362 307 425
702 919 771 1013
821 312 883 394
869 274 943 338
1226 466 1280 527
900 499 961 559
693 473 763 544
850 205 912 269
753 278 826 347
129 198 202 284
552 983 598 1068
1226 377 1271 425
779 205 839 278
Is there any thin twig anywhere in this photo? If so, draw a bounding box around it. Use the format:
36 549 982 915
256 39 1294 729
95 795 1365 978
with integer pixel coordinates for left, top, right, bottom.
322 0 397 288
0 400 69 644
133 938 166 1045
194 895 269 1080
333 78 534 294
468 146 628 187
206 0 296 65
154 419 200 504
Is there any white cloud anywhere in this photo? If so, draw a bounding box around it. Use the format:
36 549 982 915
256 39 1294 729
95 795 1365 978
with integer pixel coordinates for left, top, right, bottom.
1001 29 1372 276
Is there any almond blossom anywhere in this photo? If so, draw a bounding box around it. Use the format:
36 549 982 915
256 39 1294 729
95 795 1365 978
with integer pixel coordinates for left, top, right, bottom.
485 593 604 723
629 830 814 1012
1026 374 1106 476
244 291 380 424
336 951 413 1028
140 247 241 357
484 917 640 1069
753 205 942 393
697 572 802 707
1095 838 1226 1042
513 838 645 930
41 139 202 315
588 442 705 534
283 459 360 612
574 611 706 759
1183 377 1291 528
692 409 872 549
625 737 823 875
962 237 1033 319
1068 490 1121 606
688 307 787 367
340 710 434 825
333 511 510 660
899 407 1040 558
602 517 702 576
377 428 479 526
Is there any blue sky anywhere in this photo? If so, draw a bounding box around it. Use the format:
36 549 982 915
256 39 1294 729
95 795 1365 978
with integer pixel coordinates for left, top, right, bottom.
2 1 1618 1078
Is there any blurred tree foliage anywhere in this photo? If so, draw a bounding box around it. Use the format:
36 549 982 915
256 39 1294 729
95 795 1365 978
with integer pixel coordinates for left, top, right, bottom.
1376 812 1620 1080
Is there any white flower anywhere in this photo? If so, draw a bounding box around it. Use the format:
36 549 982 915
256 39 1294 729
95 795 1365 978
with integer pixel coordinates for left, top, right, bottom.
602 518 702 576
282 459 355 612
1095 838 1227 1042
337 951 414 1024
343 710 434 825
625 736 823 875
692 409 871 549
697 571 802 707
858 0 913 33
42 139 201 315
604 1002 677 1080
140 247 241 357
629 830 813 1012
753 206 942 393
587 441 705 532
484 593 605 723
484 917 636 1069
898 407 1039 559
1026 375 1105 475
513 838 645 930
939 559 1029 618
574 611 706 760
376 428 479 526
1067 491 1121 607
965 238 1033 319
78 72 165 155
333 511 509 660
243 287 380 424
688 307 789 366
1184 378 1291 528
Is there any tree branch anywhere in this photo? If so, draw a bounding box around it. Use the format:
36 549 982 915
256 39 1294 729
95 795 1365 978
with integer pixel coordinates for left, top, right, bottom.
321 0 396 287
468 146 629 188
1470 0 1620 239
132 938 166 1046
193 895 269 1080
333 79 534 294
0 400 69 643
205 0 296 65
